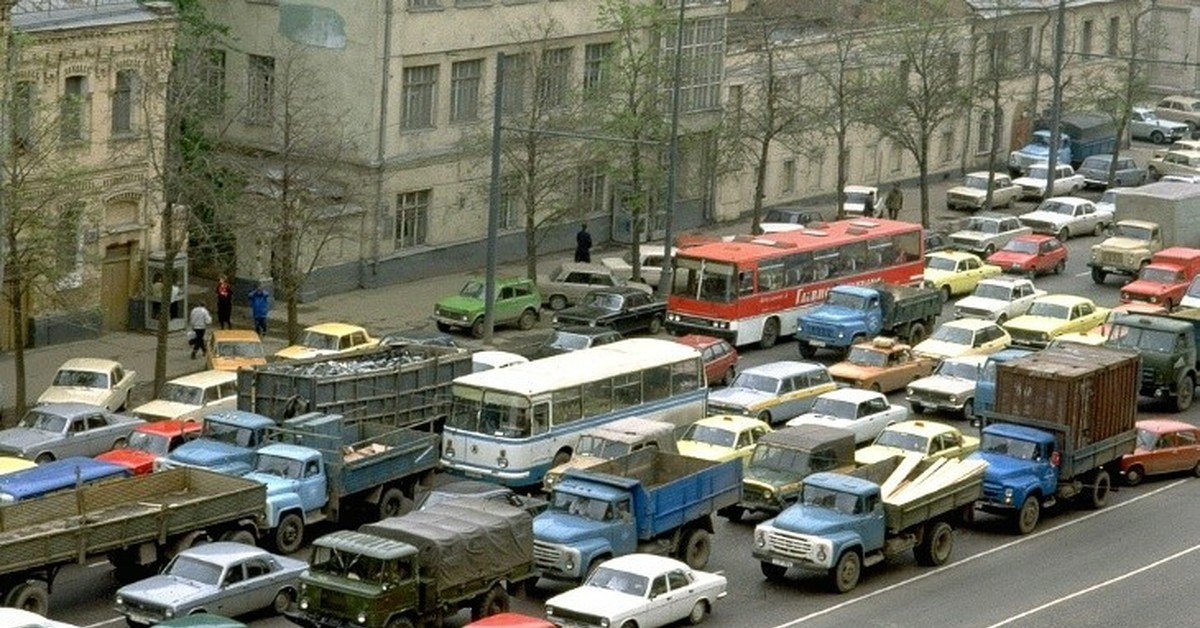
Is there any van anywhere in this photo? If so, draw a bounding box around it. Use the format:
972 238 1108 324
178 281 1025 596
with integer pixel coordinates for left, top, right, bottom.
1183 274 1200 309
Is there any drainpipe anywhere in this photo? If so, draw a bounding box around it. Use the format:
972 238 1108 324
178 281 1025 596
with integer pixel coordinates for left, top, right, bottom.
369 0 394 284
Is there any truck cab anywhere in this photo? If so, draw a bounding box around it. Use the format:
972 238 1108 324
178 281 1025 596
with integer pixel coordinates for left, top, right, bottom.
970 423 1058 532
159 410 275 475
244 443 328 540
1103 313 1198 411
534 480 637 581
795 284 939 358
731 425 856 520
1089 220 1163 284
300 530 418 628
1009 130 1071 175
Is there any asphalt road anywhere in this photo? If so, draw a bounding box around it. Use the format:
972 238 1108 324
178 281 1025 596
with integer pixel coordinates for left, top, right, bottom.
51 149 1200 628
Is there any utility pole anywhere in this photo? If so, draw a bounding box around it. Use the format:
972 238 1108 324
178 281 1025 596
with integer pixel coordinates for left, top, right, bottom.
1045 0 1066 197
658 0 686 297
484 53 505 345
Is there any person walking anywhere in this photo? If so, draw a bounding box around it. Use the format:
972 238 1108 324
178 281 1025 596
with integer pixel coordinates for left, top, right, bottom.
189 302 212 359
862 194 875 218
248 283 271 336
574 223 593 263
885 184 903 220
215 274 233 330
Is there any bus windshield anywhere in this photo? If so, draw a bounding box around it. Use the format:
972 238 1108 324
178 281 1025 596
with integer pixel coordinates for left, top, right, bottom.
447 388 532 437
671 258 736 303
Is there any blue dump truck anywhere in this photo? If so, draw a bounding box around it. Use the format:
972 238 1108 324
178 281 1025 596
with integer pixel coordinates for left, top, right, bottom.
533 448 742 583
159 409 276 474
1007 111 1119 174
752 454 985 593
972 344 1139 534
796 284 941 358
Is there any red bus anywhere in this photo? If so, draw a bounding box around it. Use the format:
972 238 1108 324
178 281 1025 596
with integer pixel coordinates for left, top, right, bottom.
664 218 925 347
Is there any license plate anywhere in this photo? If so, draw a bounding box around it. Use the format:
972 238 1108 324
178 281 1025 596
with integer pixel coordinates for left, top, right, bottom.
809 340 826 347
1102 267 1119 273
464 471 483 479
771 557 794 568
1012 264 1022 269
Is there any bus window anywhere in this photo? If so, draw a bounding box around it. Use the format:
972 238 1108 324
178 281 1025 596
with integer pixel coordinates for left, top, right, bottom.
699 261 735 303
583 379 613 417
782 253 811 288
671 359 701 393
867 238 893 269
757 261 784 293
895 231 921 262
645 365 672 401
532 402 550 435
613 373 642 409
553 387 583 425
812 247 837 281
738 270 756 295
837 241 868 276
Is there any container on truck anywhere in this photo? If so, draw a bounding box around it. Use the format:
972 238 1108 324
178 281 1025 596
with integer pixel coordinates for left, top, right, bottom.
1090 183 1200 284
795 284 941 358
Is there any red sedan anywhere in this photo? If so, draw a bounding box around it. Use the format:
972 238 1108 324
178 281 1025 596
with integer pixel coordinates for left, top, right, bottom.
987 234 1067 277
96 420 201 475
1120 419 1200 485
672 334 739 386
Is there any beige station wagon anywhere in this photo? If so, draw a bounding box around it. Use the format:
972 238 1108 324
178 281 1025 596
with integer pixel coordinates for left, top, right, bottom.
538 262 651 311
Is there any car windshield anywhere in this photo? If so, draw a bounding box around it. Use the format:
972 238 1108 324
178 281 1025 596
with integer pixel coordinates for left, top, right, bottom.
164 555 224 585
825 291 868 309
801 485 859 515
1105 324 1178 354
52 369 107 389
1099 190 1117 206
749 444 812 473
1115 224 1152 240
1036 200 1077 215
582 292 623 310
1027 301 1071 319
1139 267 1184 283
202 421 257 447
1136 428 1158 450
962 218 999 234
931 325 975 345
575 436 632 459
551 493 618 521
925 256 958 272
310 546 392 583
964 175 992 189
847 346 887 367
159 383 205 406
17 411 67 433
587 566 649 597
215 340 265 358
254 453 304 478
681 423 736 448
542 332 592 351
936 360 982 380
127 430 172 455
1027 166 1049 179
299 331 340 351
973 283 1015 300
459 280 485 299
810 397 855 418
731 373 781 394
873 429 929 453
980 433 1040 460
1001 239 1039 255
845 191 870 204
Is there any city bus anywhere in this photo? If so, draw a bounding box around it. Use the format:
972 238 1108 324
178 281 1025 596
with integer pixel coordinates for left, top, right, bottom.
440 338 706 488
664 218 925 347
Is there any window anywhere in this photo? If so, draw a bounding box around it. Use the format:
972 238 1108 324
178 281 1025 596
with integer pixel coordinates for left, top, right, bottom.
977 110 993 153
584 42 611 91
1107 16 1120 57
61 75 88 142
12 81 34 150
890 142 902 173
1081 19 1094 57
407 0 439 7
1016 26 1033 70
781 158 795 194
112 69 136 135
246 54 275 126
55 202 84 289
537 47 571 109
987 30 1008 76
576 165 606 216
940 130 954 164
449 59 482 123
727 84 743 131
401 64 438 130
671 17 724 112
499 174 522 230
203 49 226 115
395 189 429 248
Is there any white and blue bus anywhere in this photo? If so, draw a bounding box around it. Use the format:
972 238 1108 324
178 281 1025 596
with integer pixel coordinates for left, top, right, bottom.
441 338 707 487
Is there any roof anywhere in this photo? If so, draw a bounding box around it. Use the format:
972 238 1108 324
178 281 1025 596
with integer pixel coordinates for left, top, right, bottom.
693 414 771 432
175 541 274 564
672 334 729 350
942 318 1000 331
1117 181 1200 201
202 409 275 427
1009 233 1057 242
1039 196 1091 206
926 250 982 262
1035 294 1095 307
882 420 957 439
674 218 918 264
944 354 992 368
740 360 826 378
304 322 370 336
166 369 237 388
593 553 691 578
1136 419 1197 435
28 402 117 419
57 358 120 373
255 443 319 460
136 419 201 436
818 388 883 403
1154 247 1200 260
761 424 853 448
1112 219 1159 229
211 329 263 342
11 0 171 32
1161 95 1200 105
313 530 413 560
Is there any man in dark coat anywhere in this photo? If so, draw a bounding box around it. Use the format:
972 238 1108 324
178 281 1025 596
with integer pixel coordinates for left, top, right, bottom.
575 223 593 263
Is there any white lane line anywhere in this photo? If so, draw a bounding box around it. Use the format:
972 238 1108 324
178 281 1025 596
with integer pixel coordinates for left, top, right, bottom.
772 478 1189 627
986 542 1200 627
84 618 125 628
1073 271 1091 277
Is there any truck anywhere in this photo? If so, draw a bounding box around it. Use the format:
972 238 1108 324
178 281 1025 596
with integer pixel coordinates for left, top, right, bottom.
0 467 265 616
246 413 441 553
541 417 679 491
752 454 985 592
1090 182 1200 284
1102 309 1200 412
287 500 536 628
237 343 472 426
159 409 277 475
795 284 942 358
1120 247 1200 309
1008 111 1118 174
550 286 668 336
532 448 742 583
972 344 1139 534
723 424 856 522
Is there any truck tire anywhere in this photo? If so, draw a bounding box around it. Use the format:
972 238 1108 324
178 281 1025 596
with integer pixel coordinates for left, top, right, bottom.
760 318 780 349
219 529 257 546
913 521 954 566
378 487 410 520
679 528 712 569
760 561 787 582
1086 469 1111 510
470 583 510 621
273 513 305 554
1090 267 1107 284
1175 374 1195 412
797 341 817 359
1013 496 1040 535
828 550 861 593
907 322 927 345
6 580 49 616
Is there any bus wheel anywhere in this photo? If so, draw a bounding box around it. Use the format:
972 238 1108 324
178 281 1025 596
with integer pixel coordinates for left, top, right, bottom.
760 319 780 349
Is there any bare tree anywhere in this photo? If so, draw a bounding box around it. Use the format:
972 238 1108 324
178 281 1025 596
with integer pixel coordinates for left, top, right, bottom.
969 0 1032 209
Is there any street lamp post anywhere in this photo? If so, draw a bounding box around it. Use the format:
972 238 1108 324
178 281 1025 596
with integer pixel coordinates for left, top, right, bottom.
657 0 687 297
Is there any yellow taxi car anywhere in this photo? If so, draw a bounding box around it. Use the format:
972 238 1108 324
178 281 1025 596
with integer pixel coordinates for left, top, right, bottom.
0 457 35 477
854 419 980 466
274 323 378 361
676 415 772 467
1052 302 1167 347
913 318 1012 361
1003 294 1110 348
923 251 1003 303
828 337 936 393
207 329 268 371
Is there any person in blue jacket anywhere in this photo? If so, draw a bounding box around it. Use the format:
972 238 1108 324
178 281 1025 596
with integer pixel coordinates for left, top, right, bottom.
248 283 271 335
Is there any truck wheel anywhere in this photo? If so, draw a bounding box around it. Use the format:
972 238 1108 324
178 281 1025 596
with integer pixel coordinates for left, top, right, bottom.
1175 374 1195 412
687 599 710 625
760 561 787 582
907 322 927 345
648 315 663 335
470 583 510 621
5 580 49 616
1090 267 1106 284
219 529 257 546
798 342 817 359
548 295 568 311
1124 464 1144 486
1086 469 1111 510
1013 496 1040 535
517 308 538 330
828 550 861 593
273 513 305 554
760 318 780 349
471 318 486 339
435 322 451 333
718 505 744 522
378 487 410 520
679 528 712 569
914 522 954 566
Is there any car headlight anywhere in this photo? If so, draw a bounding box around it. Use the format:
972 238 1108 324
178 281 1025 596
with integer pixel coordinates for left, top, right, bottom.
601 619 610 628
300 598 309 610
1150 296 1158 303
357 611 368 624
907 387 915 396
547 606 556 616
115 596 124 607
763 489 774 499
948 394 957 403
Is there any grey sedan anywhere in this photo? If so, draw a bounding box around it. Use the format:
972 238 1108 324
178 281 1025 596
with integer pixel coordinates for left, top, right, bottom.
0 403 143 464
114 542 306 626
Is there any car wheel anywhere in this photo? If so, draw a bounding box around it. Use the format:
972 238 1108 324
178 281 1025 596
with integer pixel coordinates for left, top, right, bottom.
1093 222 1104 237
548 295 568 311
1124 465 1144 486
1151 130 1165 144
961 399 974 420
517 309 537 331
996 313 1007 325
1149 166 1160 180
688 600 710 625
273 588 297 614
984 244 995 256
470 318 486 339
647 315 663 335
34 453 53 465
1193 460 1200 478
721 366 736 387
940 286 951 304
113 437 127 449
1057 227 1069 241
1054 260 1065 275
757 410 773 425
910 401 926 414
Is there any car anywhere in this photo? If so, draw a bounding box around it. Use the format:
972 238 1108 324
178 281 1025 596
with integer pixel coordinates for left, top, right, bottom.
1018 196 1112 241
1121 247 1200 309
1076 153 1146 188
273 322 377 360
464 614 554 628
676 414 772 467
954 277 1046 326
1147 149 1200 180
672 334 738 387
415 479 547 516
600 246 678 288
1012 162 1085 200
785 388 908 445
986 234 1068 278
207 330 268 372
1130 106 1191 144
377 328 459 348
0 403 144 464
531 326 624 359
471 350 529 372
758 207 826 233
114 542 306 626
1002 294 1110 348
1120 419 1200 486
154 616 248 628
912 318 1011 362
827 337 936 393
839 185 879 217
924 230 951 253
923 250 1003 302
905 354 989 418
37 357 137 412
854 419 980 466
0 609 80 628
538 262 651 311
1053 302 1169 347
543 554 727 628
945 171 1022 211
706 361 836 425
551 286 666 335
1155 95 1200 137
433 276 542 338
948 213 1031 257
96 419 202 475
1096 188 1117 215
129 370 238 422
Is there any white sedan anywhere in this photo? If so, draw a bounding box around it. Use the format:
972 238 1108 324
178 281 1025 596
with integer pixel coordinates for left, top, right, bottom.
0 609 79 627
912 319 1012 361
545 554 727 628
785 388 908 445
37 358 137 412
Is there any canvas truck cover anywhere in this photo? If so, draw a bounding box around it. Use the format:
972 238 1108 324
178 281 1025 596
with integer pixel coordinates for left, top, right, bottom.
358 500 533 590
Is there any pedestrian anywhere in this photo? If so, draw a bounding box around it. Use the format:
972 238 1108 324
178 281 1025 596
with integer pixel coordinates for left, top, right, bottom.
574 223 592 263
215 274 233 330
862 194 875 218
248 283 271 336
885 184 903 220
189 302 212 359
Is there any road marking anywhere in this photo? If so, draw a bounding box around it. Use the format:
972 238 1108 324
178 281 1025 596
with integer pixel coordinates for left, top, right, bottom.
773 478 1189 627
1073 271 1091 278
